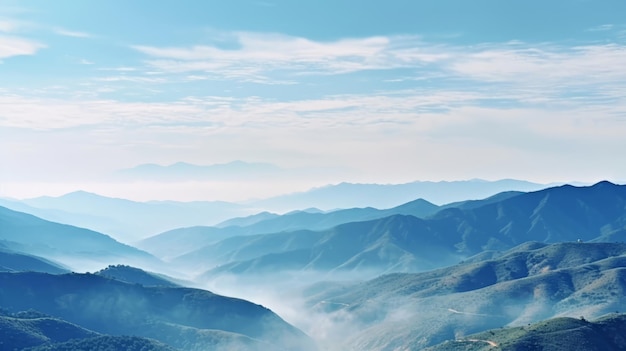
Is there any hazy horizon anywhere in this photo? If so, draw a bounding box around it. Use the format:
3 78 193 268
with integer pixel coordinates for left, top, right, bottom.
2 1 625 202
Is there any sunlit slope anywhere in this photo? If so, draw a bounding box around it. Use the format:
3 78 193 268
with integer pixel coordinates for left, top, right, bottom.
425 313 626 351
304 242 626 350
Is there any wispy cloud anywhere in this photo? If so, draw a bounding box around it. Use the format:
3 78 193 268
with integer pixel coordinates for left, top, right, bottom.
132 33 437 80
53 27 91 38
0 34 45 59
450 43 626 85
129 31 626 105
587 24 614 32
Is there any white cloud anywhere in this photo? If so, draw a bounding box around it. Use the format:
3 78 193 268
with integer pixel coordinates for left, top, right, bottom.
0 34 44 58
132 33 434 78
2 88 625 192
129 32 626 109
450 43 626 85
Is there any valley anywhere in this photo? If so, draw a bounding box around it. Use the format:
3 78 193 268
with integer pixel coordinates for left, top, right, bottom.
2 181 626 350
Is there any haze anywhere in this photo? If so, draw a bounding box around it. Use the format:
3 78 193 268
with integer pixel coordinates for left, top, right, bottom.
2 0 626 201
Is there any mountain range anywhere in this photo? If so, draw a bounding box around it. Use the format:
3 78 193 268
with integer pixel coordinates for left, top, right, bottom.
144 181 626 280
0 192 250 242
2 179 625 350
137 197 440 261
246 178 550 211
0 178 550 243
302 241 626 350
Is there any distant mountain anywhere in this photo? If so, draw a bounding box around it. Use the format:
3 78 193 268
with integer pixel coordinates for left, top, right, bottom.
140 198 440 261
221 198 439 235
215 211 281 228
6 179 548 242
0 206 160 272
248 179 549 211
438 190 525 211
176 182 625 278
425 314 626 351
94 264 181 287
0 246 69 274
188 215 458 278
303 242 626 350
13 191 250 242
116 160 284 181
137 226 242 261
0 272 316 351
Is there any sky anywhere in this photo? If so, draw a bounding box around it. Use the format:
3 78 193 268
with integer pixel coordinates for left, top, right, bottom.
1 0 625 201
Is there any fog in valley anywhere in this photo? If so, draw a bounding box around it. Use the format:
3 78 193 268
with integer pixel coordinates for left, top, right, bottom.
4 181 626 350
3 1 626 350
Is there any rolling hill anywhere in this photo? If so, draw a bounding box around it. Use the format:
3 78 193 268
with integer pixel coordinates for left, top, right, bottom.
0 309 176 351
301 242 626 350
0 271 316 351
424 313 626 351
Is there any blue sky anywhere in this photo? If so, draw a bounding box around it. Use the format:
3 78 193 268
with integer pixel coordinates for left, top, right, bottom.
1 0 625 201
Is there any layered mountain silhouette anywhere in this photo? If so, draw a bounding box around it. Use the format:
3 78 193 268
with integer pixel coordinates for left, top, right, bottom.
303 242 626 350
247 179 548 211
2 192 249 242
161 182 626 279
0 206 160 272
2 178 549 242
0 245 69 274
424 313 626 351
138 198 440 260
0 272 316 351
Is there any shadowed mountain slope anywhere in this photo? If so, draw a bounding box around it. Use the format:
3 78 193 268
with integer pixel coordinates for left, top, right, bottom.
0 206 160 272
0 272 316 351
10 191 249 242
0 245 69 274
181 214 460 277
